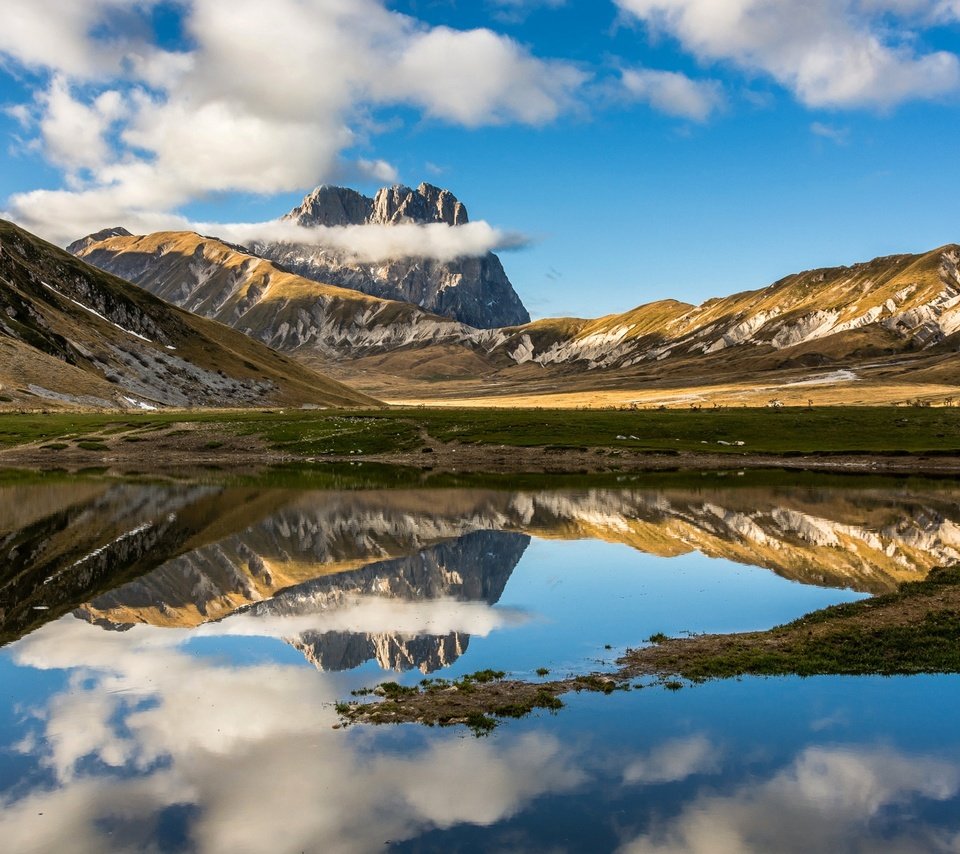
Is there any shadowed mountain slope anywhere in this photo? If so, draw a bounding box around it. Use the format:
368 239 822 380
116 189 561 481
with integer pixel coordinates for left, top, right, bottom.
0 219 375 410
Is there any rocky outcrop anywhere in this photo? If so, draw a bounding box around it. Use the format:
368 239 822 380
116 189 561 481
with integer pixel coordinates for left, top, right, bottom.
65 226 132 256
289 183 469 228
253 182 529 329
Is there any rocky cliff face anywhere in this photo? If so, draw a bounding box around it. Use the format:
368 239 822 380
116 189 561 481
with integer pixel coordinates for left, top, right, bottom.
289 183 468 228
252 182 529 329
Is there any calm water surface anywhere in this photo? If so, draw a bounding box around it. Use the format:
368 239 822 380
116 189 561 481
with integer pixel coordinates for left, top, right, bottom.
1 473 959 852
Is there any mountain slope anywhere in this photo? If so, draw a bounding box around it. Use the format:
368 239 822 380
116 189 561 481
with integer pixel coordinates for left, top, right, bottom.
72 224 960 403
71 230 488 359
0 219 375 410
485 246 960 371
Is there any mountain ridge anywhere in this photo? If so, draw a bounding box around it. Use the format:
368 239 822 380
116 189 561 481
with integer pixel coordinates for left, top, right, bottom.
72 228 960 384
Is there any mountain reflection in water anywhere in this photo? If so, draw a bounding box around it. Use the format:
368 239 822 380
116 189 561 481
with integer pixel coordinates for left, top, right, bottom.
2 479 960 673
2 474 960 852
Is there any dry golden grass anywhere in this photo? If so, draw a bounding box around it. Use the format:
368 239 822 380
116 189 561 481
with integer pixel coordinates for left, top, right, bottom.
387 380 960 409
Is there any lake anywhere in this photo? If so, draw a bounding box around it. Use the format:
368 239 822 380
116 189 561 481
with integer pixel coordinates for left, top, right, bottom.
1 471 959 852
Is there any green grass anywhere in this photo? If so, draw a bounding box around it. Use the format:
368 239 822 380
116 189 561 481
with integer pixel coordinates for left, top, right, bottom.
1 406 960 457
414 406 960 454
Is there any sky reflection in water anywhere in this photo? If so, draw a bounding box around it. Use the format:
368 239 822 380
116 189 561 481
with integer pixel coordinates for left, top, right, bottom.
1 478 959 852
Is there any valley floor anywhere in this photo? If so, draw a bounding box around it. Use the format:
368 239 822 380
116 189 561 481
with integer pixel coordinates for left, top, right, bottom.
315 337 960 410
1 405 960 476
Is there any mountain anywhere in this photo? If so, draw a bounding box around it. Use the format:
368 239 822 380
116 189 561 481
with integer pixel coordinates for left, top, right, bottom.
0 219 375 410
492 245 960 371
60 481 960 632
259 182 529 328
256 531 527 673
0 481 286 643
72 226 960 403
71 230 478 361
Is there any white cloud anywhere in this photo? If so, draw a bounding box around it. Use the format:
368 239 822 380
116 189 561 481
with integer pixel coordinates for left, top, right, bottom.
215 219 531 262
1 616 585 853
810 121 851 143
36 77 126 177
2 194 530 259
0 0 585 245
623 735 722 784
0 0 179 80
377 26 587 126
619 745 960 853
860 0 960 23
487 0 569 25
121 96 350 196
355 157 400 183
621 67 725 120
196 596 531 639
616 0 960 108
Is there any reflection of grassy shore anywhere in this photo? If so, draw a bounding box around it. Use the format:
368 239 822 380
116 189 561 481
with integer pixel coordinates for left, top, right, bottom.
338 567 960 734
1 406 960 472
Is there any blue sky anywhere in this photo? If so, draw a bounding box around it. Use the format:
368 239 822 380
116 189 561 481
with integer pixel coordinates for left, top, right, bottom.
1 1 959 319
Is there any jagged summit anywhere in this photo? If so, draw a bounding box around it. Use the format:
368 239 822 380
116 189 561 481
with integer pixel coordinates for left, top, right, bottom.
257 180 528 328
287 182 469 228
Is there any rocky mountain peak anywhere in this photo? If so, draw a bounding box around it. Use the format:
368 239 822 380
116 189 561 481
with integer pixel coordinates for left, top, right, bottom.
370 183 469 226
264 180 525 328
66 226 133 256
285 185 374 227
288 182 470 228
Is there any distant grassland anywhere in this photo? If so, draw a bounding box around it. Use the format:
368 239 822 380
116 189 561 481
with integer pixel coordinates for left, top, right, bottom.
1 406 960 456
